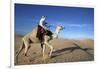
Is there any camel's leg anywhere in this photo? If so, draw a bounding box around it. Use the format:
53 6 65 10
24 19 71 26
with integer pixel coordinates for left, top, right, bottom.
44 36 53 57
16 40 24 57
44 42 53 57
41 42 44 49
42 44 46 57
40 42 44 56
23 39 29 56
16 39 25 64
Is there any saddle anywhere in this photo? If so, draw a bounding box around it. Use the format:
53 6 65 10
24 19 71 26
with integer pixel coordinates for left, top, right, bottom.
36 25 53 42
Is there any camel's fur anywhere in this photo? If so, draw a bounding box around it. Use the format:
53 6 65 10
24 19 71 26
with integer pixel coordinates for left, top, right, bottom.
16 25 64 58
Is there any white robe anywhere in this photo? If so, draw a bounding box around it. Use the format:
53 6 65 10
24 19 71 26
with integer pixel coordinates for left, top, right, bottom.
39 17 48 30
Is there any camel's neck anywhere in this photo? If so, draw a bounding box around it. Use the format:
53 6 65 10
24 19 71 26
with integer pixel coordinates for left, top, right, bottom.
55 28 60 35
52 28 60 39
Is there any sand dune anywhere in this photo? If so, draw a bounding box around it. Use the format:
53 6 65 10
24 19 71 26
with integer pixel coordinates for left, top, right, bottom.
15 35 94 65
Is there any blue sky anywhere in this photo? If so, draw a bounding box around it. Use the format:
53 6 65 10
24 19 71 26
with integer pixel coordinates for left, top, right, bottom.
15 4 94 39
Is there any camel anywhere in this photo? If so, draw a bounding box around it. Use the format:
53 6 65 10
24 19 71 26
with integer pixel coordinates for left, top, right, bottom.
16 25 64 58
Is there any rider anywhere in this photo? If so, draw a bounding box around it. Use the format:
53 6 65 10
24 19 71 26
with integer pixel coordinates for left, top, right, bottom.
36 16 49 42
39 16 48 30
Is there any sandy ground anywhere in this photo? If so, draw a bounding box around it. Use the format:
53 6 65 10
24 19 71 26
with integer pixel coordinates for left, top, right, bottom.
15 35 94 65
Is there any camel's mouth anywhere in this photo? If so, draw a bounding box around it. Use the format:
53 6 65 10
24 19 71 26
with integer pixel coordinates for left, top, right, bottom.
61 26 64 30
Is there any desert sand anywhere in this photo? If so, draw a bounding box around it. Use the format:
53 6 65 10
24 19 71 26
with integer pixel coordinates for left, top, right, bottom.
15 34 94 65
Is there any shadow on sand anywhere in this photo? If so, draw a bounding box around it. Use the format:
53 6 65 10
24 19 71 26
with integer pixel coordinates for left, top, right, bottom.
51 43 93 58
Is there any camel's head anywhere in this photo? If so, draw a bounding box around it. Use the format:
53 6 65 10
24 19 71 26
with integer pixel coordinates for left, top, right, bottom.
56 25 64 31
